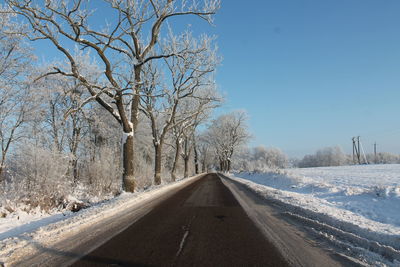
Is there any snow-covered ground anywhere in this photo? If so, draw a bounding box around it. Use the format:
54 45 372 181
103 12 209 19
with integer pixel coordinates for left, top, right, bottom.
0 193 114 242
231 164 400 266
0 175 202 265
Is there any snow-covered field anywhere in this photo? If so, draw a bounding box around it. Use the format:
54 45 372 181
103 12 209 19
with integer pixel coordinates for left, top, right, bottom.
231 164 400 266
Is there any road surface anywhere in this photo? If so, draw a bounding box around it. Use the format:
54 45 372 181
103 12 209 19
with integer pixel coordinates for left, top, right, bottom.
71 173 289 266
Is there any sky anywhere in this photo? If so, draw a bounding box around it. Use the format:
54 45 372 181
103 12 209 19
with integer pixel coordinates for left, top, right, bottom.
209 0 400 157
23 0 400 158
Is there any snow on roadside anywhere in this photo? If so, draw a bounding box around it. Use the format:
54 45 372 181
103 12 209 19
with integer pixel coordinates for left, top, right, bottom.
0 175 201 264
0 208 73 241
230 165 400 266
0 193 112 242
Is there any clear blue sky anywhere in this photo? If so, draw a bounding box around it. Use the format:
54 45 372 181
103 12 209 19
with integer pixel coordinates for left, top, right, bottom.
211 0 400 157
27 0 400 158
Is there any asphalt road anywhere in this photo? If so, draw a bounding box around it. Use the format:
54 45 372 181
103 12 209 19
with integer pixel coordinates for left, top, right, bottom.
70 173 289 267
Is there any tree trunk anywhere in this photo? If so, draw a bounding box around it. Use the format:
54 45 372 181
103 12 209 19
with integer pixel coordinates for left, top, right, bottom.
227 159 231 172
154 143 162 185
131 66 141 132
69 157 79 184
183 136 190 178
0 165 4 183
0 148 8 182
184 156 189 178
71 127 80 184
121 65 142 192
0 159 4 178
201 157 206 173
171 138 181 182
123 134 135 192
193 138 199 174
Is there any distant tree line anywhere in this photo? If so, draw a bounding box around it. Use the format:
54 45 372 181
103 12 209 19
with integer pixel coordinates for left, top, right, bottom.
296 146 348 168
296 146 400 168
230 145 400 172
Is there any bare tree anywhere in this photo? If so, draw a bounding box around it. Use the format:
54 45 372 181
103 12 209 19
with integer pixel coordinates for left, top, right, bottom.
34 54 104 183
5 0 219 192
38 75 92 182
140 32 218 184
0 7 34 178
206 111 250 172
196 132 213 173
0 86 32 178
170 85 219 180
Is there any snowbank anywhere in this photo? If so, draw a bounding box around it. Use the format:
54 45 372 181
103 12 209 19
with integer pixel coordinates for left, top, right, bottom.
230 165 400 266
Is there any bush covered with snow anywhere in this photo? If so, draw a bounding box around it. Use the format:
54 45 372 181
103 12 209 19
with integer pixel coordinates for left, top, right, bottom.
0 144 122 220
2 145 73 212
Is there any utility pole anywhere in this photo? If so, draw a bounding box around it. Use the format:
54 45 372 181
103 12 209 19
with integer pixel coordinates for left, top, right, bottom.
359 137 369 164
374 142 377 164
357 136 361 164
352 136 363 165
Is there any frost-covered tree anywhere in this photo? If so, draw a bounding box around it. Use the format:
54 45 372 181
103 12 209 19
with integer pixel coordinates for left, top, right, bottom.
5 0 220 192
252 146 288 170
0 6 35 178
196 132 213 172
140 33 218 184
298 146 348 168
206 111 250 172
39 77 88 181
27 53 104 184
170 94 218 180
366 152 400 164
230 146 252 172
231 146 288 172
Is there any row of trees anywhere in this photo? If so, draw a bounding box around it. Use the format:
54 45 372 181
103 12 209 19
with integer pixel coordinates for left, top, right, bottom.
0 0 258 213
0 0 235 211
296 146 400 168
296 146 348 168
231 145 400 171
1 0 221 193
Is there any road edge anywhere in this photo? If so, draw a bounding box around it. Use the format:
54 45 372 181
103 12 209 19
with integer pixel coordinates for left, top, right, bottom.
218 173 361 267
3 174 206 267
